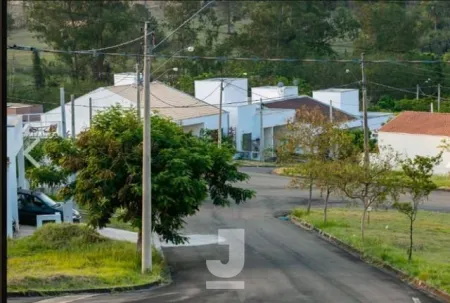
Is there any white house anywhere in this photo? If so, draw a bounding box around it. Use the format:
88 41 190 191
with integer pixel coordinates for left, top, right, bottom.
7 115 26 237
312 88 393 132
378 111 450 175
31 74 228 138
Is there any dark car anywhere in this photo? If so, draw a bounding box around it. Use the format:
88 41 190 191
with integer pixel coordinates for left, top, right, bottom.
18 189 81 226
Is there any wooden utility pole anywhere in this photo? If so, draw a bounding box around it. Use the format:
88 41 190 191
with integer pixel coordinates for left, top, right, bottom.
260 98 264 162
218 79 224 147
70 94 75 139
142 21 152 273
89 97 92 127
361 53 369 168
438 83 441 112
136 63 141 118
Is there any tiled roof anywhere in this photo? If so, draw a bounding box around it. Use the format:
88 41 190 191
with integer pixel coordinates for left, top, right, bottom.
263 96 356 122
106 81 223 121
379 111 450 137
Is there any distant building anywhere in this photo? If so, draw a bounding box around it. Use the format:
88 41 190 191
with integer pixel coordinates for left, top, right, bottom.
7 103 43 122
378 111 450 174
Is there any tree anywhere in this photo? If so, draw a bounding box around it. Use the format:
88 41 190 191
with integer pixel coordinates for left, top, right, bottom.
7 12 15 35
336 148 401 243
278 106 351 213
39 106 254 247
393 153 442 262
26 1 159 80
32 50 45 89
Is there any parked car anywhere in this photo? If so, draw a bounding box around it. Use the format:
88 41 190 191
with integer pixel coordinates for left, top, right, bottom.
17 189 81 226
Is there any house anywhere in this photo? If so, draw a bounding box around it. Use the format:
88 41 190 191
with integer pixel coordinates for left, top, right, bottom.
32 74 228 137
7 115 26 237
378 111 450 174
7 103 43 122
194 78 393 159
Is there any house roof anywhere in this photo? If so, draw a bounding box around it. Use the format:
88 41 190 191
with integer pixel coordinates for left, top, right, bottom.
263 96 356 122
379 111 450 137
106 81 224 121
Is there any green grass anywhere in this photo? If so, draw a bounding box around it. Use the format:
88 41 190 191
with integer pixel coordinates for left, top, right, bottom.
234 160 279 167
7 224 163 292
107 217 139 232
8 28 55 65
291 208 450 294
431 174 450 189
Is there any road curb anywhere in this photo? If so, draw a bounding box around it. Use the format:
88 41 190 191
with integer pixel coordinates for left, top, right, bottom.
7 280 162 298
289 216 450 303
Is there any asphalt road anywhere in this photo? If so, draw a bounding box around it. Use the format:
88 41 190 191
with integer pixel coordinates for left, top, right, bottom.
9 168 448 303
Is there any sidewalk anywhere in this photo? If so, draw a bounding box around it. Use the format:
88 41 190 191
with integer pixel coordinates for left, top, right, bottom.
97 227 163 254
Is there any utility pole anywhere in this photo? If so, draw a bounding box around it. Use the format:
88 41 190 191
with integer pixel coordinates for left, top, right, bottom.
218 79 224 147
431 102 434 113
60 87 67 138
361 53 369 168
416 84 420 100
89 97 92 127
329 100 333 122
142 21 152 274
136 63 141 118
70 94 75 139
260 98 264 162
438 83 441 112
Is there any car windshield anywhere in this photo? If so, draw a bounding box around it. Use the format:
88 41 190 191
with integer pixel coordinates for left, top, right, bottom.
36 193 58 207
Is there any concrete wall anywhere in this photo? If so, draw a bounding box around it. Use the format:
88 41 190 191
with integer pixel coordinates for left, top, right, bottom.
313 89 360 115
180 112 229 135
183 123 204 137
251 86 298 102
194 78 248 106
378 132 450 175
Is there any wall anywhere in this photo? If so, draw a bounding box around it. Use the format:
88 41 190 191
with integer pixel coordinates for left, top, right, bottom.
180 112 229 134
313 89 360 116
251 86 298 102
183 123 204 137
195 78 248 106
41 88 135 136
114 73 142 86
378 132 450 175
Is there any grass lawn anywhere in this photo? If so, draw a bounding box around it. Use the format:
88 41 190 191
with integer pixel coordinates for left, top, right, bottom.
106 216 139 232
7 224 164 293
234 160 279 167
291 208 450 294
431 174 450 189
8 29 55 66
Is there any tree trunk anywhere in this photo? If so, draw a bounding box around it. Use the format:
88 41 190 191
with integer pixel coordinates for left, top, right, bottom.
307 179 313 214
408 218 413 262
367 211 370 224
324 188 330 224
361 207 367 244
137 229 142 253
227 1 232 34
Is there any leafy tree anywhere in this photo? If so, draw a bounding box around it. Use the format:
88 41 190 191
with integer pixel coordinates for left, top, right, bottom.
315 161 341 224
32 50 45 89
336 148 401 243
278 106 351 213
353 2 422 54
7 12 15 35
393 154 442 262
38 106 254 247
26 1 159 80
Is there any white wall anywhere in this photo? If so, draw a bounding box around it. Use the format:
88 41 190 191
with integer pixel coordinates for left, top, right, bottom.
195 78 248 106
378 132 450 175
183 123 204 137
41 88 135 136
313 89 360 115
251 86 298 102
180 112 229 134
114 73 141 86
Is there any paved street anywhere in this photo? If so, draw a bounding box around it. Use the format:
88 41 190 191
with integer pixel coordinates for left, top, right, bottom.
9 167 448 303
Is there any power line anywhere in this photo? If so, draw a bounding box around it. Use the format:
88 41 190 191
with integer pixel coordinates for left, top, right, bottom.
9 44 450 64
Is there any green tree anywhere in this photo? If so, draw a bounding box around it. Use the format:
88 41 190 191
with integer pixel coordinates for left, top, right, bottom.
38 107 254 246
336 148 401 243
26 1 159 80
7 12 15 35
393 153 442 262
32 50 45 89
353 2 422 54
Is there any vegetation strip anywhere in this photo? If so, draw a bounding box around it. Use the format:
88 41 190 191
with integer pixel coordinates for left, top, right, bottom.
7 224 165 295
289 210 450 302
7 281 162 298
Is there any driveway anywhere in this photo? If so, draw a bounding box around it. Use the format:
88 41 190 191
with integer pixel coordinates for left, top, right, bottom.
9 168 446 303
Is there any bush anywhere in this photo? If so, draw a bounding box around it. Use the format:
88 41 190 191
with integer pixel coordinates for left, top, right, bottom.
26 223 107 250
